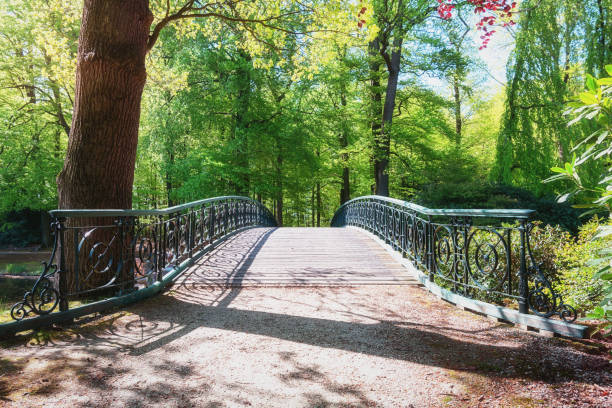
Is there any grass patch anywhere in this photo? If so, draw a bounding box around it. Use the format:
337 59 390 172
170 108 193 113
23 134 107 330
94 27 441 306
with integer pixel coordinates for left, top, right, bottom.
0 261 42 276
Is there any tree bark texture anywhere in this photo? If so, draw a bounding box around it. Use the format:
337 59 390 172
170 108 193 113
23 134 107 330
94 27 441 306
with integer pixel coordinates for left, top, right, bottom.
375 35 402 197
339 90 350 205
57 0 153 210
368 39 383 196
56 0 153 294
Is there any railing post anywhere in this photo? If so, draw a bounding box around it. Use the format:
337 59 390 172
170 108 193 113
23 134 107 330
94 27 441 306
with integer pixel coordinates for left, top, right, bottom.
57 218 69 312
73 228 80 294
123 216 137 294
518 220 530 314
209 205 216 248
402 211 407 255
188 210 194 259
174 213 180 261
451 221 458 292
224 202 229 236
118 217 125 294
200 206 206 247
158 215 165 282
427 216 434 282
506 228 512 296
239 201 243 228
462 219 470 291
384 205 389 243
234 201 239 231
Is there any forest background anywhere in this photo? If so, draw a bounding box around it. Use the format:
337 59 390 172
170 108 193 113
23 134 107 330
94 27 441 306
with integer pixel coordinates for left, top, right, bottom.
0 0 610 242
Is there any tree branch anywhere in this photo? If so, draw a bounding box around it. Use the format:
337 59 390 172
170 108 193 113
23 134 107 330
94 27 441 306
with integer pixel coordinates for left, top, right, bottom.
147 1 304 52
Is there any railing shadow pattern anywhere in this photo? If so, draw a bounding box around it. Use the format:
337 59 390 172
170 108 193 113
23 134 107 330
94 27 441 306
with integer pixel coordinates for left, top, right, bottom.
174 226 277 308
331 195 577 322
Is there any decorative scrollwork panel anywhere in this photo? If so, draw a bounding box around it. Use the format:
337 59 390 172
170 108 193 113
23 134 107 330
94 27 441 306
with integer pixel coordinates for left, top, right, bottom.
330 196 577 323
10 196 276 321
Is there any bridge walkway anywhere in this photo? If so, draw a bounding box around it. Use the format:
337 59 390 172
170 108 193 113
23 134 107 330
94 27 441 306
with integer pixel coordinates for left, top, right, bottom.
176 227 418 288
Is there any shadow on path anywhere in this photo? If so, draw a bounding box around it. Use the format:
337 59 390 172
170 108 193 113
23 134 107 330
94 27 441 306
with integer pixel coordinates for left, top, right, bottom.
113 295 608 386
5 227 610 398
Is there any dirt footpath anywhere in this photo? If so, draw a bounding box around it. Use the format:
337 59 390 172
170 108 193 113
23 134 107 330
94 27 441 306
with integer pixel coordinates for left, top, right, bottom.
0 283 610 408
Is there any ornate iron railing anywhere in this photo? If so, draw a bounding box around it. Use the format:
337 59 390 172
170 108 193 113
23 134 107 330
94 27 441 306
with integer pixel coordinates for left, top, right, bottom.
331 195 577 322
10 196 276 321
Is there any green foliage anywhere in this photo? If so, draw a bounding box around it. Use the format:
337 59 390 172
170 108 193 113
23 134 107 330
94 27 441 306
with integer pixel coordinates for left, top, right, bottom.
494 0 610 197
545 66 612 214
509 219 611 315
544 65 612 335
585 224 612 336
0 211 44 248
417 183 582 232
0 0 594 241
550 220 610 313
0 0 78 214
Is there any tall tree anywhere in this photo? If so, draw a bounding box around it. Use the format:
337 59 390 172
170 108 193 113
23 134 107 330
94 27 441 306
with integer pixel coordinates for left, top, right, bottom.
57 0 354 210
368 0 437 196
57 0 153 210
0 0 78 213
492 0 609 195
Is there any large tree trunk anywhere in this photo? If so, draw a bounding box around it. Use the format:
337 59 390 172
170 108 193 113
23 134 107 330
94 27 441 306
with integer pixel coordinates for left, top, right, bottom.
58 0 152 210
368 39 383 195
56 0 153 294
339 90 350 205
230 50 252 195
376 36 402 197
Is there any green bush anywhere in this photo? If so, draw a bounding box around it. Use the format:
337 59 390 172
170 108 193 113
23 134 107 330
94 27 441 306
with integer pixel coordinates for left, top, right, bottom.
0 210 44 248
544 66 612 333
416 182 584 233
519 218 611 315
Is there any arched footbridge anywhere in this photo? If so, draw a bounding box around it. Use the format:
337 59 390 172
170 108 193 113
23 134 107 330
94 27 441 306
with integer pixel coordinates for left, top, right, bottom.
0 196 587 339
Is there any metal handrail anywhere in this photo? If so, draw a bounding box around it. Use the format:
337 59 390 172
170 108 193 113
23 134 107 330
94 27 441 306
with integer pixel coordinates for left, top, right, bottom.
49 195 257 217
334 195 535 219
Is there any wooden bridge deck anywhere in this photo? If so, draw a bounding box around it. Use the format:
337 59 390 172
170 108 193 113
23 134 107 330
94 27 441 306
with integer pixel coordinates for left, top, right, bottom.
176 227 417 287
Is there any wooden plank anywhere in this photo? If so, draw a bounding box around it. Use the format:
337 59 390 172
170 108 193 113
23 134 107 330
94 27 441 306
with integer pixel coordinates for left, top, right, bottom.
178 227 414 288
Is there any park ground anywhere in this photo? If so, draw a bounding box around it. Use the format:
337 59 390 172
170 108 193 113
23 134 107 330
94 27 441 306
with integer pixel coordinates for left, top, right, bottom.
0 282 611 408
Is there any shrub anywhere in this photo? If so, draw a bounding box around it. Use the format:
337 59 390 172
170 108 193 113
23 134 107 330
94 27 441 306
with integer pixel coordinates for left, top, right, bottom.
416 182 584 232
518 218 611 315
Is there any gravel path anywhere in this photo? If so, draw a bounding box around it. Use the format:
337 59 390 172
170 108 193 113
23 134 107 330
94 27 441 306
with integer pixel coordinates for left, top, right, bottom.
0 231 610 407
